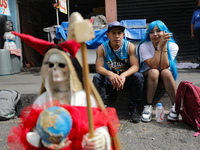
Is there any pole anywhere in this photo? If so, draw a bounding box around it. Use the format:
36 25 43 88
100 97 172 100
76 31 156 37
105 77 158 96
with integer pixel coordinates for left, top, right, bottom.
55 0 59 26
67 0 70 21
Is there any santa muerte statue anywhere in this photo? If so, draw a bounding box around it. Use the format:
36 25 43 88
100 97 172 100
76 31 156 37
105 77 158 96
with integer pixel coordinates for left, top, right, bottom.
3 20 17 50
7 12 121 150
3 20 21 56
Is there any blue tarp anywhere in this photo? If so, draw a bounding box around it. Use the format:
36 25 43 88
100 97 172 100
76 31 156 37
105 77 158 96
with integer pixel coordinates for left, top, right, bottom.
56 22 69 41
56 19 146 49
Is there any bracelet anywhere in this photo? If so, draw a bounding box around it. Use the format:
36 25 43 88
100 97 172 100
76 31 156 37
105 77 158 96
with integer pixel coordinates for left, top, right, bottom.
162 50 167 52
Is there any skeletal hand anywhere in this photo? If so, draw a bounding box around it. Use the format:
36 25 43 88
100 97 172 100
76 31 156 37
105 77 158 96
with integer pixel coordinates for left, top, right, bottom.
82 132 106 150
42 137 71 150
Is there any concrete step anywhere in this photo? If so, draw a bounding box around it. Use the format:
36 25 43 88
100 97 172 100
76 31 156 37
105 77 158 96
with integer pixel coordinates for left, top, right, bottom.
18 86 170 119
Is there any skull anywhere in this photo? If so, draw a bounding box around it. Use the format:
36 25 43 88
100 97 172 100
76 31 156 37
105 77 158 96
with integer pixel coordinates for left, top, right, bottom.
4 20 13 32
47 53 69 82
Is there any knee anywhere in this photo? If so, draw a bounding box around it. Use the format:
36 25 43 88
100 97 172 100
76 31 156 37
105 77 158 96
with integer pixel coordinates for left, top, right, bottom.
92 74 102 83
161 69 173 79
133 72 144 83
148 69 159 81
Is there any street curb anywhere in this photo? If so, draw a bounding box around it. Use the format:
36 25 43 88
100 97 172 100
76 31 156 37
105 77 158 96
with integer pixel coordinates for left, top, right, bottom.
21 93 38 108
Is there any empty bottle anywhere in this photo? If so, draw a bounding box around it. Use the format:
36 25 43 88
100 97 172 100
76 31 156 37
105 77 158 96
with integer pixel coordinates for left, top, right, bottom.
156 103 164 122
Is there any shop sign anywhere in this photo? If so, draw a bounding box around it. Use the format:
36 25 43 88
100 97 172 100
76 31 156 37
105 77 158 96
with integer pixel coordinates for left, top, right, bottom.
0 0 10 16
59 0 67 14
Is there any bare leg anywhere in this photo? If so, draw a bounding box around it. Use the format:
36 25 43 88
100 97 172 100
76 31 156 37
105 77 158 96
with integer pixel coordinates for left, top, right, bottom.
144 69 159 104
160 69 176 104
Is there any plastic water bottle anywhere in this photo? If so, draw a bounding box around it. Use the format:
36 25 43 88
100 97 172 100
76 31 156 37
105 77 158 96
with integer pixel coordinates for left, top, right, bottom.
156 103 164 122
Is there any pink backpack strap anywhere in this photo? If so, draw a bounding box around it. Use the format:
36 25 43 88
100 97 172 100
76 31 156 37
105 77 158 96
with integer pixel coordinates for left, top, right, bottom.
193 131 200 137
193 119 200 137
195 119 200 130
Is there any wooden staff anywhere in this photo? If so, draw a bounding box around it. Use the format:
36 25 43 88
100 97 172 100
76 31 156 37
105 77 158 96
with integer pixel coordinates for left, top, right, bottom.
81 43 94 137
74 18 95 138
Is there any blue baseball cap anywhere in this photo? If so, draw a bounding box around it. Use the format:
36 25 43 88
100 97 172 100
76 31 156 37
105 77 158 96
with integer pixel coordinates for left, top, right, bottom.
107 21 125 32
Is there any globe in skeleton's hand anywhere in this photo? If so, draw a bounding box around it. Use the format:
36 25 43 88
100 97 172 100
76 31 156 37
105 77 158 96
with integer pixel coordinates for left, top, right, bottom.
36 106 72 147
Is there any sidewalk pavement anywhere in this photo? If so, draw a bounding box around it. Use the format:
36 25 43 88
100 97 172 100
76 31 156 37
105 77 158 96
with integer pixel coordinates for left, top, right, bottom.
0 68 200 150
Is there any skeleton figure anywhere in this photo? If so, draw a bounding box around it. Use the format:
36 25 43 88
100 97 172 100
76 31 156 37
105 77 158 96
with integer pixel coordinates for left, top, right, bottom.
7 31 115 150
27 48 110 150
3 20 17 50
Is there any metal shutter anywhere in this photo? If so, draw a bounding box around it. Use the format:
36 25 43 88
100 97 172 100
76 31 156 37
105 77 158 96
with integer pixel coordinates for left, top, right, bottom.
117 0 198 60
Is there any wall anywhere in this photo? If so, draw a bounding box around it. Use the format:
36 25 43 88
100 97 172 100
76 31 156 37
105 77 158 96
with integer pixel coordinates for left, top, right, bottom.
105 0 117 23
18 4 43 66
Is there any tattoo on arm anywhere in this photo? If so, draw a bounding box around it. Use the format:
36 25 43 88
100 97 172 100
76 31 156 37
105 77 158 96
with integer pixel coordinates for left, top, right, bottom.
96 47 104 65
99 56 104 65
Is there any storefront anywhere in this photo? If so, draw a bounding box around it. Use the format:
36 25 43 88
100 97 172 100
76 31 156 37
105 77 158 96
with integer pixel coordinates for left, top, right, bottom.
2 0 197 68
15 0 106 67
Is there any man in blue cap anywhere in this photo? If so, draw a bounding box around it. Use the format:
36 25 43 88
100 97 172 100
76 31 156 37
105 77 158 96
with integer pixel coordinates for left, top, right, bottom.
93 21 144 123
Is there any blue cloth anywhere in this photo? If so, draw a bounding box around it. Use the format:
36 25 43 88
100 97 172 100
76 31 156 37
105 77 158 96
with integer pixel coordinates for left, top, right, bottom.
56 22 69 41
121 20 146 40
86 29 108 49
102 39 129 73
5 39 15 42
191 9 200 29
56 20 146 49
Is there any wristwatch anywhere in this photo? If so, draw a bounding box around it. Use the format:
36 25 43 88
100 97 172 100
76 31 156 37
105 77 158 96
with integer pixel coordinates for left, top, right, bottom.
155 46 162 51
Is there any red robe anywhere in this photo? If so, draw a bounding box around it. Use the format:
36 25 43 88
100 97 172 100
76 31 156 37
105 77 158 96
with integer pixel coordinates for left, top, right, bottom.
7 102 119 150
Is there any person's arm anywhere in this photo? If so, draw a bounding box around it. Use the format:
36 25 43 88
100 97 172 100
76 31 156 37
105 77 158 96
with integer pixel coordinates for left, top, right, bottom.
118 43 139 89
120 43 139 78
160 33 171 69
96 45 113 77
145 33 170 69
191 24 195 40
144 48 161 69
95 44 122 90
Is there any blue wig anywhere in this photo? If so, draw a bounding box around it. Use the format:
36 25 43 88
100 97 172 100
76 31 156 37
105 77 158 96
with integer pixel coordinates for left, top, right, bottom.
137 20 178 80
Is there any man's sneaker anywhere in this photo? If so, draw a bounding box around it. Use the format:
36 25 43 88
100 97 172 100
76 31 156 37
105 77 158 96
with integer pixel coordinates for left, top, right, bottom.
141 105 153 122
167 104 178 121
129 103 140 123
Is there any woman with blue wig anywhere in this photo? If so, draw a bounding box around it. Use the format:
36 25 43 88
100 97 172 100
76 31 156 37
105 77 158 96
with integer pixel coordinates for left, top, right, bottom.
137 20 179 122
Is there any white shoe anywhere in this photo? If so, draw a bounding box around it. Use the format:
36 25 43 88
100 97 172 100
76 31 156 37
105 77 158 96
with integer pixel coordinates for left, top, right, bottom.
167 104 178 121
141 105 153 122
